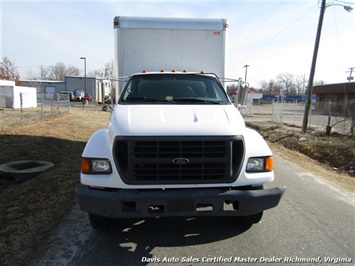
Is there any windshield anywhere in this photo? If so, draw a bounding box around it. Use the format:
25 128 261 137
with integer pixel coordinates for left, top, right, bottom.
119 74 231 104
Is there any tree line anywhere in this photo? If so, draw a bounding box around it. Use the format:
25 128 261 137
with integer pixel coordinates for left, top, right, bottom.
0 57 114 83
26 61 115 81
227 72 326 96
257 73 325 96
2 56 325 96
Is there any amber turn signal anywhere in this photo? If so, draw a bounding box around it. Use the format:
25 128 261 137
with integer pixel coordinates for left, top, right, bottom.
265 157 274 171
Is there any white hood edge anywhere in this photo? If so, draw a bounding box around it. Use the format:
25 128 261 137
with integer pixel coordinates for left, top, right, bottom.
109 104 245 136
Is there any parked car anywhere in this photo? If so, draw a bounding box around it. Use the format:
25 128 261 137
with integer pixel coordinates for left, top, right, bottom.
83 94 92 101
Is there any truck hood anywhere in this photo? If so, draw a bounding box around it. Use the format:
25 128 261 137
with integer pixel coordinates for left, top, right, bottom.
109 104 245 136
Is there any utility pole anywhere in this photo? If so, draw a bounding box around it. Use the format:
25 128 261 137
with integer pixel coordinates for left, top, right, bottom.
301 0 326 133
347 67 354 82
237 65 249 106
80 57 87 105
243 64 250 82
301 0 352 133
40 65 44 80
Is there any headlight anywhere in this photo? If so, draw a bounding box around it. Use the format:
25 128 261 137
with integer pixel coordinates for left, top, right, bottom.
92 160 111 172
246 157 273 172
82 158 112 174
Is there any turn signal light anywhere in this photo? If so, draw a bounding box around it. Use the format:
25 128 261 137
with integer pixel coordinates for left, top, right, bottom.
81 158 91 174
265 157 274 171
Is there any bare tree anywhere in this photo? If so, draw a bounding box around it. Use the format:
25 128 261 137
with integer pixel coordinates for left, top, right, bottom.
89 60 115 78
0 56 21 85
295 75 306 95
25 66 50 80
48 62 66 81
265 79 282 95
66 65 80 76
103 60 114 78
88 69 103 77
314 80 326 86
39 66 50 80
45 62 80 80
277 72 294 95
258 80 269 91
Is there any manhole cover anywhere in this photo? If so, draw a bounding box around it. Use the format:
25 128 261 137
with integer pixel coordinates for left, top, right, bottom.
0 160 54 182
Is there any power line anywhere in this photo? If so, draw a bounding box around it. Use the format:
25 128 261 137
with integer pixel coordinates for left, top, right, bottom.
17 65 51 69
240 2 318 62
239 0 286 46
331 2 340 42
334 0 355 5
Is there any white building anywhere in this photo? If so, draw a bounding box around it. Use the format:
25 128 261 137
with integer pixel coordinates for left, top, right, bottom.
0 80 37 108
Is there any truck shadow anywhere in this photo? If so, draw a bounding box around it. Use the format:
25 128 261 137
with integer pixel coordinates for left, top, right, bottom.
76 216 251 266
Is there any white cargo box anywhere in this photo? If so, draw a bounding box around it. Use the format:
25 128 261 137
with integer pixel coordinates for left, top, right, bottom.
114 16 228 93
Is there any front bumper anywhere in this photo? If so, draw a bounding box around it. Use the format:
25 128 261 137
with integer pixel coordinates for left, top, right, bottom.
75 186 286 218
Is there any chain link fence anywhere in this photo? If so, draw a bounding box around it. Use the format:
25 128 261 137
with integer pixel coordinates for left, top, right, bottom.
2 92 353 135
0 93 71 127
242 101 353 136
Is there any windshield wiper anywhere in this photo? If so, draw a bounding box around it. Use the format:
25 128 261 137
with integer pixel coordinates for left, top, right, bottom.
125 97 175 103
173 98 223 104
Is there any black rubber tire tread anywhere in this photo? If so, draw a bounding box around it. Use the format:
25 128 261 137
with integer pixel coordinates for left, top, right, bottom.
88 213 110 231
238 185 264 224
241 211 264 224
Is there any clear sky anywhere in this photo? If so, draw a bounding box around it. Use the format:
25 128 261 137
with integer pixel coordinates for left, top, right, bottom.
1 0 354 88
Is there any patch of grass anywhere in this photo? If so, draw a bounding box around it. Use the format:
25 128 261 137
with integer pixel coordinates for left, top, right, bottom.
254 124 355 173
0 108 109 265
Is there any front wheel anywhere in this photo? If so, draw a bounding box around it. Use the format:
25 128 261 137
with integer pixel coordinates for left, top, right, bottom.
88 213 110 231
241 211 263 224
234 185 264 224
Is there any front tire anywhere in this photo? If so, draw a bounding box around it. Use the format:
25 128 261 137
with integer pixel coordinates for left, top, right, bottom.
88 213 110 231
241 211 263 224
234 185 264 224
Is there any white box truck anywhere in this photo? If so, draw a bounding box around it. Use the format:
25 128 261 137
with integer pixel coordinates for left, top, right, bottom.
75 16 285 230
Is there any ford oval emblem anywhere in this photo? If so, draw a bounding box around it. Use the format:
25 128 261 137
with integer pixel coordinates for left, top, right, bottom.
172 158 190 165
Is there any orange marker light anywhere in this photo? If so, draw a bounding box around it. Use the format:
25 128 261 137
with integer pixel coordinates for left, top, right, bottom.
81 158 91 174
160 69 165 72
183 69 187 73
200 70 205 74
265 157 274 171
142 70 147 73
171 69 176 72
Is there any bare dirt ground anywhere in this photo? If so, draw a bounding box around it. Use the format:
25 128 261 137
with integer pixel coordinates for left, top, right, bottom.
0 107 354 265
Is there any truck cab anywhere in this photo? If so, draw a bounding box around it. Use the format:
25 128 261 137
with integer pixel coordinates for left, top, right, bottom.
75 71 285 230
